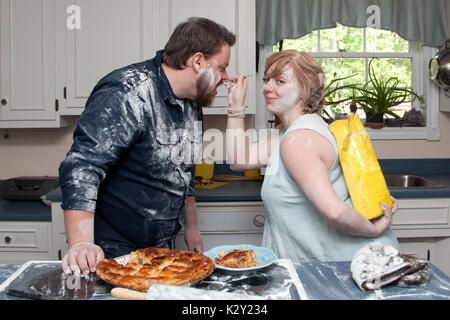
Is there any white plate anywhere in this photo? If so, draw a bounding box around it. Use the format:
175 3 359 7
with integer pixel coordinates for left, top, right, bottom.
204 244 277 272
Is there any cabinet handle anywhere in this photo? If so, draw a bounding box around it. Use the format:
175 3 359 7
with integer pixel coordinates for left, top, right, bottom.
58 249 62 260
4 236 12 244
427 249 431 261
253 215 265 227
1 99 7 106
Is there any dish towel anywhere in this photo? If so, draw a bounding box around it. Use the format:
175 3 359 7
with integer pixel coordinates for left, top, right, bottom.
351 242 431 291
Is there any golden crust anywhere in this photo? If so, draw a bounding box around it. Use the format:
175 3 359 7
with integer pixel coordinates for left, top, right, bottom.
214 249 258 268
96 247 215 292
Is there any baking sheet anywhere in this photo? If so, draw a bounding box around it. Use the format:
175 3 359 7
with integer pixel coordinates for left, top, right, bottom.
2 261 113 300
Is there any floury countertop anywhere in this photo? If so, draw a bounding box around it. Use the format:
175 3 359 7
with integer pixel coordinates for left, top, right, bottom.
1 260 449 300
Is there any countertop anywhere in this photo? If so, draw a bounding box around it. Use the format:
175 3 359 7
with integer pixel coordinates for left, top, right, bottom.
3 159 450 222
1 260 449 300
0 180 51 222
44 159 450 202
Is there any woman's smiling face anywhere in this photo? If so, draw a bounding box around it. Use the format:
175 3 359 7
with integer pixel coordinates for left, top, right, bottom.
262 66 301 115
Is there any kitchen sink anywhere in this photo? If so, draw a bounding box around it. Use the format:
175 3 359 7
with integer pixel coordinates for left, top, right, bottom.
384 174 445 189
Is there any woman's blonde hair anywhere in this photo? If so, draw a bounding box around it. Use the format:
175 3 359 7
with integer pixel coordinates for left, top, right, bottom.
264 50 326 114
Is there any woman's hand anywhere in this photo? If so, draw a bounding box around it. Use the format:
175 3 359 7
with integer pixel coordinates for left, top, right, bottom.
226 73 248 108
371 196 398 236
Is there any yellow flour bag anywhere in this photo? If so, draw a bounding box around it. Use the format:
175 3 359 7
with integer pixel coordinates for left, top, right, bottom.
329 114 392 220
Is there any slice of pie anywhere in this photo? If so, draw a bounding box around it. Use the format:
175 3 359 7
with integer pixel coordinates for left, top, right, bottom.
214 249 258 268
95 247 214 292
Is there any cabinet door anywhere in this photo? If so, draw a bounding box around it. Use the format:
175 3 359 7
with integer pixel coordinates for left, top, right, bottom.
57 0 145 114
165 0 256 114
0 0 56 122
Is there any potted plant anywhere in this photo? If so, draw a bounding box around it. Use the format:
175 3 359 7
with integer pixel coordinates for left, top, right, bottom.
356 58 423 129
321 73 360 123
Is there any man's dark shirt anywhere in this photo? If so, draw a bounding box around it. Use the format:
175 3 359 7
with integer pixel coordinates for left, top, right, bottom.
59 51 203 258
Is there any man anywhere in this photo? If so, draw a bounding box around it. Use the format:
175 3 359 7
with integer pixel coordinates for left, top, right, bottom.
59 17 235 275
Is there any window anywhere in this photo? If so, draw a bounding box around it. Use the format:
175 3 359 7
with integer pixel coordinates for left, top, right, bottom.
259 24 440 140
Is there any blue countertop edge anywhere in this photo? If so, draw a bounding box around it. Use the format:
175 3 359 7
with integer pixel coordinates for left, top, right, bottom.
45 159 450 202
44 175 450 202
0 180 51 222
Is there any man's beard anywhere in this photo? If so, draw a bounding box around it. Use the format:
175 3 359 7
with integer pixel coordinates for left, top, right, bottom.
194 69 219 107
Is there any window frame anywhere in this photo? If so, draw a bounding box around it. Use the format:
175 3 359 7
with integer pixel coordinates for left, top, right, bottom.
255 38 440 141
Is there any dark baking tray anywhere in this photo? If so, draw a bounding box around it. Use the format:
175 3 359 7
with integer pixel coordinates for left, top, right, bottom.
4 262 114 300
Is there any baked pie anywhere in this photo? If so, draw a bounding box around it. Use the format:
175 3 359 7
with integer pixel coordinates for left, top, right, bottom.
214 249 258 268
95 247 214 292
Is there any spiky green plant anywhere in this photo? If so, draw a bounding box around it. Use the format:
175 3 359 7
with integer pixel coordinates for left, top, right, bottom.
356 58 422 121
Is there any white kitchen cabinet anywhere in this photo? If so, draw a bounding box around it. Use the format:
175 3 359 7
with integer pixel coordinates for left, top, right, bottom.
175 201 266 251
56 0 255 115
50 200 266 256
392 198 450 276
0 221 52 264
163 0 256 114
56 0 149 115
0 0 255 126
0 0 71 128
50 202 68 260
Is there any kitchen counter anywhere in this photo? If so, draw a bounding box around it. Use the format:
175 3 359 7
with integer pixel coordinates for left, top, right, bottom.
297 261 450 300
54 159 450 201
44 180 264 203
379 158 450 198
1 260 449 300
43 174 450 204
0 180 52 221
0 181 51 221
0 198 51 222
3 159 450 222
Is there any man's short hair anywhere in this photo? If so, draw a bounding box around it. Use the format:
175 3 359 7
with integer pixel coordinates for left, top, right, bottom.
162 17 236 69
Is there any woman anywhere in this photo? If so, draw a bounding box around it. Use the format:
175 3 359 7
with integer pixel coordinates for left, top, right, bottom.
226 50 399 262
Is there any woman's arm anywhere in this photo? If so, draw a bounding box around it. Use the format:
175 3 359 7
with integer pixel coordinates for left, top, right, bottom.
226 74 277 171
280 129 396 237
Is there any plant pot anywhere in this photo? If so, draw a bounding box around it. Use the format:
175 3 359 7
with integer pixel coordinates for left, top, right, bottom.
385 118 404 127
365 121 385 129
364 112 385 129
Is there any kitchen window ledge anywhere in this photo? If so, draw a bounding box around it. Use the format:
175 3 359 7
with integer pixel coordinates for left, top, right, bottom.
366 126 438 140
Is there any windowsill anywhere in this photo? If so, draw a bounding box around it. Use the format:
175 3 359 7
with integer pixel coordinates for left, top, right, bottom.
366 126 428 140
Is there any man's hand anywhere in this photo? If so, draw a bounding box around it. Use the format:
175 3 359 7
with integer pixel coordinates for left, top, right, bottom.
62 241 104 275
184 225 204 254
62 210 103 275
